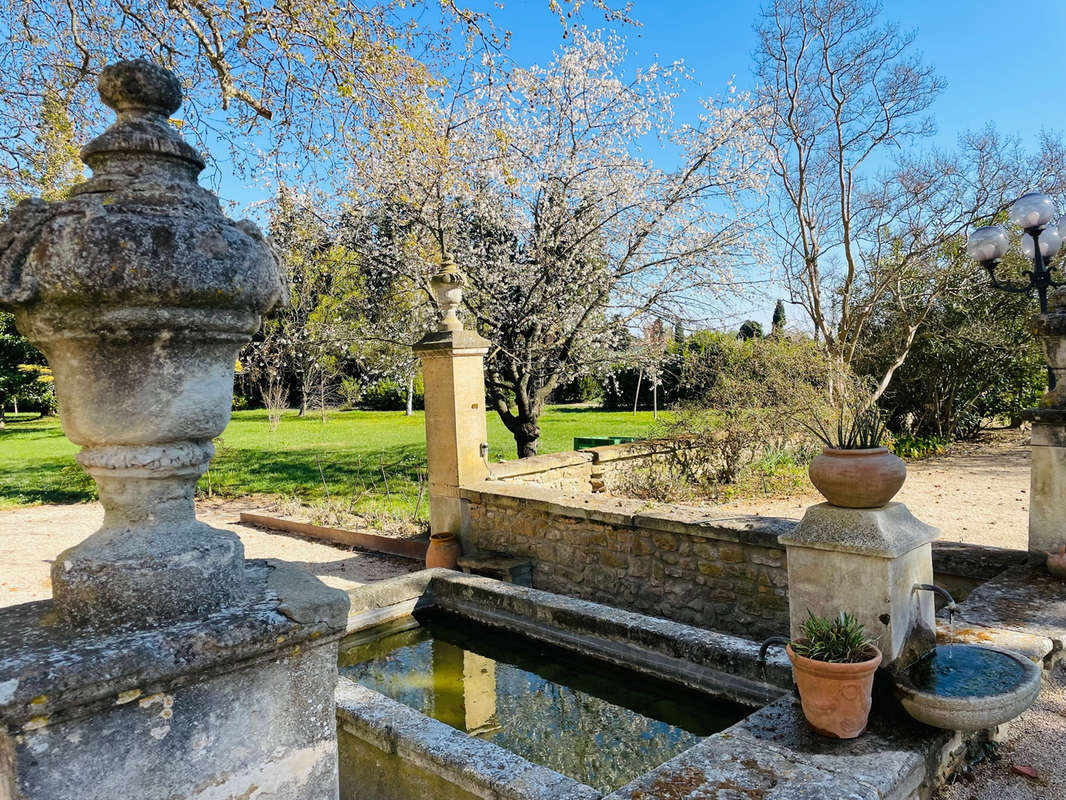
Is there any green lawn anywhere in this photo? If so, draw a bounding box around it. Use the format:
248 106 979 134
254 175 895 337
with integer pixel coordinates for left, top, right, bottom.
0 407 656 517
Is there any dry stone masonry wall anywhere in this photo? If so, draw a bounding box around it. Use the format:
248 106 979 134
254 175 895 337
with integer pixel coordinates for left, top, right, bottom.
461 480 794 641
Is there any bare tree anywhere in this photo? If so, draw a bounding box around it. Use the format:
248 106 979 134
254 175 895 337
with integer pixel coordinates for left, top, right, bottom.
754 0 1041 401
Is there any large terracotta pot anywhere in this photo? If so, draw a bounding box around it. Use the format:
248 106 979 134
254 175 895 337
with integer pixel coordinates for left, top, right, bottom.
426 532 462 569
787 644 882 739
808 447 906 508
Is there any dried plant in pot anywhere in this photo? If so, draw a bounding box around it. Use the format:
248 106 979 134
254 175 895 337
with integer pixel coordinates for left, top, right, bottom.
803 403 905 508
787 611 882 739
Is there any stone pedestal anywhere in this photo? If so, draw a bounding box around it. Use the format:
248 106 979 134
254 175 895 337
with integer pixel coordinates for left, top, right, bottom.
0 562 348 800
1025 410 1066 561
0 60 349 799
780 503 939 672
414 329 490 548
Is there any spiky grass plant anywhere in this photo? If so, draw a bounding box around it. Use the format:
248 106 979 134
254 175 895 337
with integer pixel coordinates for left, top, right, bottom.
803 400 887 450
792 611 875 663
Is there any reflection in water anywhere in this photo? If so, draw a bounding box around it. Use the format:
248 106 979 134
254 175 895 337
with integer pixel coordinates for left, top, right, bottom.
901 644 1025 698
339 613 751 793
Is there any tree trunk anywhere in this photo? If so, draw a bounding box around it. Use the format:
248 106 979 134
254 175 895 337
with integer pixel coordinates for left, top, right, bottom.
405 373 414 416
514 420 541 458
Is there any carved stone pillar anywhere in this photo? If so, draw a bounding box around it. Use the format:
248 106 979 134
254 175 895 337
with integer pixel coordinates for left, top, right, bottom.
414 255 490 548
1026 287 1066 560
0 60 348 800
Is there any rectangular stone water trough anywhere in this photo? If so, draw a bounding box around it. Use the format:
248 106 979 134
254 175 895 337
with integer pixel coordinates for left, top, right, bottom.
336 570 965 800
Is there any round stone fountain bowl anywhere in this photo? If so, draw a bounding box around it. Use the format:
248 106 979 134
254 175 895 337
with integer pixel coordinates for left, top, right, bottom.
894 644 1041 731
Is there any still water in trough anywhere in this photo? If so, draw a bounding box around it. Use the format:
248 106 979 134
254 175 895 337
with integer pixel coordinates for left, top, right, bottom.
338 612 751 792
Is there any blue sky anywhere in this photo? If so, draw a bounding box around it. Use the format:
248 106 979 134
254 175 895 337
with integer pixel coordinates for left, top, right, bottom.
475 0 1066 155
214 0 1066 207
209 0 1066 324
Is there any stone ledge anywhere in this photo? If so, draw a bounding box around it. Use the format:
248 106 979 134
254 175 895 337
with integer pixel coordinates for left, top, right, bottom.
948 564 1066 656
489 450 594 480
425 571 792 704
604 726 881 800
587 440 674 464
336 679 601 800
459 481 792 549
0 560 348 729
780 502 939 557
727 694 958 800
931 541 1029 581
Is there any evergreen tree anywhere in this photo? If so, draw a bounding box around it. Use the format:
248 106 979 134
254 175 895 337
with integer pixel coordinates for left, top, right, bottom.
772 300 786 336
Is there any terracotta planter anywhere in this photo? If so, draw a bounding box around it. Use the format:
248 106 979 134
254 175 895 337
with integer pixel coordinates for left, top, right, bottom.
808 447 906 508
787 644 882 739
426 532 462 569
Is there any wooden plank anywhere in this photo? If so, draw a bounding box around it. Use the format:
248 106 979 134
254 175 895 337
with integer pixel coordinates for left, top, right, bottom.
239 512 428 561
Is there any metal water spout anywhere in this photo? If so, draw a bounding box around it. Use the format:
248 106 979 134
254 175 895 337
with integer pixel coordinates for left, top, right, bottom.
913 583 958 621
758 636 791 663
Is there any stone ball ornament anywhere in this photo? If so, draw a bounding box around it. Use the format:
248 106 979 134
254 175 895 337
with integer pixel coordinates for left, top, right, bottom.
0 60 284 628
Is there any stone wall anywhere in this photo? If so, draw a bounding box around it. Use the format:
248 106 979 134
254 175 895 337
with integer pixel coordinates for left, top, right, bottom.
488 440 677 495
460 480 795 641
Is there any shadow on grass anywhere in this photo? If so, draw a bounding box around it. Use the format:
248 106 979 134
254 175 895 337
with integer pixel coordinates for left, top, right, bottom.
0 457 96 506
203 443 428 505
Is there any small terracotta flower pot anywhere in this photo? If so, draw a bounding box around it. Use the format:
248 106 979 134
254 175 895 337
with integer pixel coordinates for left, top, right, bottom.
425 532 462 570
808 447 906 508
787 643 882 739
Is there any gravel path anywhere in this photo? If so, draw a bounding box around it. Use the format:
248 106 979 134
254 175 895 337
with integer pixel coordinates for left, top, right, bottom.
938 662 1066 800
720 433 1031 549
0 498 419 608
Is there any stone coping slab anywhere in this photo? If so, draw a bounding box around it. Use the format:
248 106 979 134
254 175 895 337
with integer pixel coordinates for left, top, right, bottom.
0 560 349 729
780 503 939 558
337 679 601 800
460 481 791 549
931 541 1029 582
340 570 973 800
606 694 958 800
947 564 1066 656
489 450 593 480
587 440 675 464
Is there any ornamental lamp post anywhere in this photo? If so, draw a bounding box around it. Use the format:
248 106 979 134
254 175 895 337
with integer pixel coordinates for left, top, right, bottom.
969 192 1066 562
967 191 1066 391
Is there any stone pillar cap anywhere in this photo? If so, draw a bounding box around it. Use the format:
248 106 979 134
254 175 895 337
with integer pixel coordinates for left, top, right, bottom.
779 502 939 557
414 328 491 354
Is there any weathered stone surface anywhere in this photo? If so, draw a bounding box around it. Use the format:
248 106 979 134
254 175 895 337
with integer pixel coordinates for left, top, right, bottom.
781 502 938 557
604 731 880 800
0 59 283 628
784 503 939 672
459 481 792 641
950 564 1066 652
1028 421 1066 558
729 695 955 800
337 680 601 800
0 561 348 800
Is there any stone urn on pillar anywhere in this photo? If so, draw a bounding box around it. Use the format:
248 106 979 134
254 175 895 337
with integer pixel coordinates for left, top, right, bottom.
0 60 284 628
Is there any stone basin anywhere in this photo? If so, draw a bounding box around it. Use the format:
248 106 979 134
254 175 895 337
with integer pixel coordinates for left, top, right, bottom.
894 644 1041 731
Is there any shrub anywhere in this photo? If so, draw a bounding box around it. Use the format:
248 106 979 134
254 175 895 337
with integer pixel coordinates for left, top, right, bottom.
654 334 838 493
792 611 875 664
359 377 425 411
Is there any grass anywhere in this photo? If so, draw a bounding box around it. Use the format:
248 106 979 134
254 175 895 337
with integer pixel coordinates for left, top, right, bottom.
0 406 656 520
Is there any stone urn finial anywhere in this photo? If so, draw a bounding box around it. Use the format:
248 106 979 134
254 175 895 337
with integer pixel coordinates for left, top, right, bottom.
430 252 466 332
0 59 284 628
